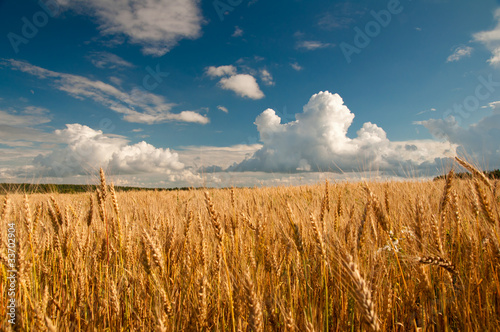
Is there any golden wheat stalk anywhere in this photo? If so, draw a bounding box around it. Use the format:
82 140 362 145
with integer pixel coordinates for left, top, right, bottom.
143 229 165 273
286 202 304 254
417 255 457 275
100 167 108 201
109 182 120 222
109 279 120 316
1 195 10 222
414 197 424 251
364 184 389 234
159 288 173 316
32 203 42 229
230 186 235 209
455 156 492 190
324 180 330 211
242 271 264 332
86 194 94 227
473 179 496 224
23 194 33 234
384 184 390 216
430 214 444 254
310 213 327 261
341 253 380 331
451 190 462 228
319 196 328 226
45 315 57 332
184 210 193 240
49 195 64 225
439 170 454 214
204 191 223 243
336 187 343 217
198 276 208 328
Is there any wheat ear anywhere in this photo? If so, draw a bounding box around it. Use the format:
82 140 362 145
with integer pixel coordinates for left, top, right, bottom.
341 253 380 331
204 191 223 243
242 271 264 332
473 179 496 224
99 167 108 201
417 255 457 275
455 157 492 190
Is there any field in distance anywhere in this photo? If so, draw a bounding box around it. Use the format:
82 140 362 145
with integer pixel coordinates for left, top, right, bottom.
0 158 499 331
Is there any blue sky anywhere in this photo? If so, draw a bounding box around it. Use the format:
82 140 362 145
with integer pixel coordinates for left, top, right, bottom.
1 0 500 187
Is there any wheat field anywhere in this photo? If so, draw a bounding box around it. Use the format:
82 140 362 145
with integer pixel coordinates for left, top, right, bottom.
1 158 499 331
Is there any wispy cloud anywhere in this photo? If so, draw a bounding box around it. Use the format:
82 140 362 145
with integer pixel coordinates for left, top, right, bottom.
87 51 134 69
446 45 473 62
0 106 51 126
317 3 365 30
0 125 56 145
217 105 229 113
259 69 275 86
416 107 437 115
232 26 244 37
55 0 204 56
0 106 57 149
296 40 333 51
318 13 354 30
3 59 209 125
290 62 303 71
109 76 123 86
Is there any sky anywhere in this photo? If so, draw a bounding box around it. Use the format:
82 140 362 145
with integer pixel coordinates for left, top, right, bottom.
0 0 500 188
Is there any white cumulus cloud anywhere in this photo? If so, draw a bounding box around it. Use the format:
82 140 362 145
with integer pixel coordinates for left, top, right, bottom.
206 65 237 78
218 74 264 100
229 91 456 174
33 124 185 177
206 65 265 99
474 9 500 66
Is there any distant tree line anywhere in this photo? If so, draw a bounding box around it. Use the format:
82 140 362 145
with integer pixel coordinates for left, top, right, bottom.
434 169 500 181
0 183 194 194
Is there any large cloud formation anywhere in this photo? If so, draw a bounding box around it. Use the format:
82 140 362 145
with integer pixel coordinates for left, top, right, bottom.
229 91 456 174
419 102 500 169
33 124 184 177
55 0 203 56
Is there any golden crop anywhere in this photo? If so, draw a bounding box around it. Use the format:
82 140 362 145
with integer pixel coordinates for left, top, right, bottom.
1 157 499 331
